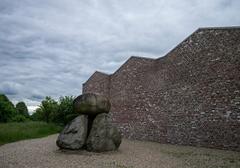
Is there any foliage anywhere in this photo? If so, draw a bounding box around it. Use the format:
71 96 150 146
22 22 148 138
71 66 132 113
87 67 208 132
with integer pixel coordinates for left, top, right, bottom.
51 96 77 125
37 96 58 123
11 114 28 122
16 101 29 118
0 121 62 145
32 96 76 125
0 93 77 125
31 108 45 121
0 94 17 122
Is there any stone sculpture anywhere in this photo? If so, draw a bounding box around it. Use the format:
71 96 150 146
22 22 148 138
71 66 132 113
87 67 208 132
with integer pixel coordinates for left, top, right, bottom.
56 93 122 152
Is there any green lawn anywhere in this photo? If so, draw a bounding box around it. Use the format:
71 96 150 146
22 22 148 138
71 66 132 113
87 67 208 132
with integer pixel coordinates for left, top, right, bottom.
0 121 62 145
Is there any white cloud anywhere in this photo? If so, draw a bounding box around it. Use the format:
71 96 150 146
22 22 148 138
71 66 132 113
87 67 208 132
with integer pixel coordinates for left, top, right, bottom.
0 0 239 109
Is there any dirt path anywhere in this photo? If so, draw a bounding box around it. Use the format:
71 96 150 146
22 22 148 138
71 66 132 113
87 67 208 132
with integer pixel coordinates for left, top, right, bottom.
0 134 239 168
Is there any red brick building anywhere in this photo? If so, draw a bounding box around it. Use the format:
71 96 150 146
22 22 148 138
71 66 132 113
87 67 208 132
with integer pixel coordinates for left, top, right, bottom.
83 27 240 151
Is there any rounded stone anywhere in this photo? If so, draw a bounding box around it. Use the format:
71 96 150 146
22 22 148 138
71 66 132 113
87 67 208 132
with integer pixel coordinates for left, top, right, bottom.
86 113 122 152
56 115 88 150
73 93 111 115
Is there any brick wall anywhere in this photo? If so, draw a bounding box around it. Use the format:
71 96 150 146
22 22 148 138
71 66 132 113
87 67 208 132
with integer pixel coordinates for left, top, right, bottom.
82 27 240 151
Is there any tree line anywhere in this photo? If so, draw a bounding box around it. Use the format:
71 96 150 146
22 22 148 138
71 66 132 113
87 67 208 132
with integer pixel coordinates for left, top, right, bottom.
0 94 77 125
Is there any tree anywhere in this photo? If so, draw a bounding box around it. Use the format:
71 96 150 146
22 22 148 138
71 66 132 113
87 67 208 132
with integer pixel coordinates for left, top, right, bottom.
50 96 76 125
59 96 77 124
37 96 58 123
16 102 29 118
0 94 17 122
30 95 77 125
31 108 45 121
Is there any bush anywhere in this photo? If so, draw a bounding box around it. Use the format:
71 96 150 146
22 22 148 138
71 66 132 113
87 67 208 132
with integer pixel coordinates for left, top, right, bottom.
11 114 27 122
36 96 58 123
65 113 79 123
51 96 76 125
31 108 44 121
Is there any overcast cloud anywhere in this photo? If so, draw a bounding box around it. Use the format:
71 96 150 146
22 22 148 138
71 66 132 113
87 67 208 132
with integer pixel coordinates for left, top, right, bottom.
0 0 240 113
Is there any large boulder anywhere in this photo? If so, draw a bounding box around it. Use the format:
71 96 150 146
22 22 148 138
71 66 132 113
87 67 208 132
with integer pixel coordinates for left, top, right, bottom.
73 93 111 115
56 115 88 150
86 113 122 152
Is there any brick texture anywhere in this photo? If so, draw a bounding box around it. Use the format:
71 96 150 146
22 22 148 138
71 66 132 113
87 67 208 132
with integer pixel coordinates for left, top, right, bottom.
82 27 240 151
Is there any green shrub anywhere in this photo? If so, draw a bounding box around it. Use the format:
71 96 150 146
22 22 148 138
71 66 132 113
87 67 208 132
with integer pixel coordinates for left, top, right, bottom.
65 113 79 123
31 108 44 121
52 96 76 125
11 114 27 122
35 96 58 123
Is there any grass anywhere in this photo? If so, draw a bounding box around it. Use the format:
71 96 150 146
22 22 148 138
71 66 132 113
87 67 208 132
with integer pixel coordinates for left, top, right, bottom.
0 121 62 145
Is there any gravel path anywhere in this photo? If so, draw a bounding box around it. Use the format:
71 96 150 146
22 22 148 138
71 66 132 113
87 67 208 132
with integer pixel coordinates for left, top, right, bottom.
0 134 185 168
1 134 239 168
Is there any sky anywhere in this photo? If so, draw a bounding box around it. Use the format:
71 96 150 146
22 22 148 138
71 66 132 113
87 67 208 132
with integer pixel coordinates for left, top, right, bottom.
0 0 240 113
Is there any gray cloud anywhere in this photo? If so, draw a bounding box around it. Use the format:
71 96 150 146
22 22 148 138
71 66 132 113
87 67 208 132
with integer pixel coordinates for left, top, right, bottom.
0 82 20 95
0 0 240 113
